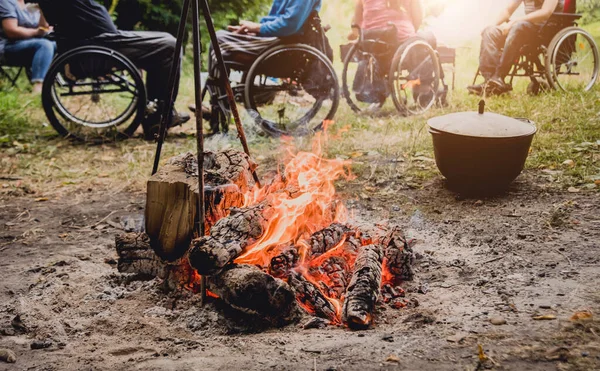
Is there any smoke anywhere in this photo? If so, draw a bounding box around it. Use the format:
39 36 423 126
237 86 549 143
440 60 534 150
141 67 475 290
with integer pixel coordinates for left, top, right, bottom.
424 0 526 47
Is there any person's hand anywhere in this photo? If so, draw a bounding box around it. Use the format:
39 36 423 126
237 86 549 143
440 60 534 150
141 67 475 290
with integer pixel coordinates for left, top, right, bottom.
228 20 261 35
36 27 48 37
499 21 514 36
347 28 359 41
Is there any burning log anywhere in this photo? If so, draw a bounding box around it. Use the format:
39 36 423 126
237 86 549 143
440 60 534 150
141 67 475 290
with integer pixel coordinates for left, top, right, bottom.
342 245 384 330
309 223 354 258
145 151 256 262
381 226 415 283
288 272 337 322
188 204 269 276
115 233 199 292
314 256 350 299
268 245 299 279
208 264 297 321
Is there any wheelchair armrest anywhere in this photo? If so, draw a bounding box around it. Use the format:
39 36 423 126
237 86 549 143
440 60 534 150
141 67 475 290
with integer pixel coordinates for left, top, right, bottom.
548 12 582 22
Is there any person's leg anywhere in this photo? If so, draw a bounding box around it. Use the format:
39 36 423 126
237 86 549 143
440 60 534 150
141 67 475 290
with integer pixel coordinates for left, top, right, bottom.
90 31 187 138
479 26 506 80
4 38 56 92
493 21 540 80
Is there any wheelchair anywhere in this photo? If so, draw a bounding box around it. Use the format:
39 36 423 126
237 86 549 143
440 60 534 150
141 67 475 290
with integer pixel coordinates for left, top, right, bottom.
41 41 147 143
472 2 599 95
341 25 449 116
203 12 340 137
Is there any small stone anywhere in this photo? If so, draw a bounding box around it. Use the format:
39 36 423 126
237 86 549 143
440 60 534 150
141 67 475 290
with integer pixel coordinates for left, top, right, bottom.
30 340 52 350
381 334 394 342
0 349 17 363
446 332 469 343
490 316 507 326
582 351 589 358
385 354 401 363
474 200 484 207
539 304 552 309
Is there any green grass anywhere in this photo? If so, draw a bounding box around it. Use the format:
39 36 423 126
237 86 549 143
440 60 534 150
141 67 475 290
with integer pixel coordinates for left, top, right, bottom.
0 21 599 196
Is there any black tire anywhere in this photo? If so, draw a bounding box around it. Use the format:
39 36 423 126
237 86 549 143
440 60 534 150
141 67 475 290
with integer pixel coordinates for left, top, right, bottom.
545 27 600 92
42 46 146 143
341 42 385 114
244 43 339 137
389 37 440 116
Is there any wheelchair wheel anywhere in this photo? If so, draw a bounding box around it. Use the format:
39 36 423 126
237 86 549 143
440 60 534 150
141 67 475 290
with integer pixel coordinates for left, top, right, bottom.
42 46 146 143
341 42 386 114
545 27 600 92
244 44 339 137
389 37 440 116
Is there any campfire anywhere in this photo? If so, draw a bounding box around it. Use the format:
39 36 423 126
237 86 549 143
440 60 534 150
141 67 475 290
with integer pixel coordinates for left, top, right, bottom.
116 131 417 330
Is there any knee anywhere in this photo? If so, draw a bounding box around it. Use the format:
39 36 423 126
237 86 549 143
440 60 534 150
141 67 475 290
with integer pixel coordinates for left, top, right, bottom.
162 33 176 52
482 26 500 41
507 21 533 38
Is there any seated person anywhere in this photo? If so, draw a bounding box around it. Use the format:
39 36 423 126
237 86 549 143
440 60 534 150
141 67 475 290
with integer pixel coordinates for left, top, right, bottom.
468 0 564 96
190 0 323 118
36 0 189 140
347 0 437 106
0 0 56 93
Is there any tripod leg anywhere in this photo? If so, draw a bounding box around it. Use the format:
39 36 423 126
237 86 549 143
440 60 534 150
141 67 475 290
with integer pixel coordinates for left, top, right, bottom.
151 0 191 175
191 0 207 306
199 0 261 188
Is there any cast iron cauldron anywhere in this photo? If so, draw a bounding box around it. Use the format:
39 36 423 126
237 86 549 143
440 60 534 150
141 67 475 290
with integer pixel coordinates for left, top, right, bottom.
428 101 537 192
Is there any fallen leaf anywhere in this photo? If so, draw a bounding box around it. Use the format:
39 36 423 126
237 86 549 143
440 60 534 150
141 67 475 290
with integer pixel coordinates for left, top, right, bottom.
570 310 593 322
385 354 400 363
595 180 600 186
533 314 557 321
567 187 580 193
562 159 575 167
350 151 364 158
478 344 488 362
35 197 49 202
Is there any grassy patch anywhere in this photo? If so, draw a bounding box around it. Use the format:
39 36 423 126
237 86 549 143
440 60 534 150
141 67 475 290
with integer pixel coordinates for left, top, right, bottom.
0 22 599 198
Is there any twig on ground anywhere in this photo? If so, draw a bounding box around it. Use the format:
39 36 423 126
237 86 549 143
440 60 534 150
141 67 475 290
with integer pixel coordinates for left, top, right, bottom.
79 211 118 230
483 255 505 264
554 248 573 268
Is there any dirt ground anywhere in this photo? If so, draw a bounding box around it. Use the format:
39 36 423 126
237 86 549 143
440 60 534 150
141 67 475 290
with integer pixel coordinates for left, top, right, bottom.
0 170 599 371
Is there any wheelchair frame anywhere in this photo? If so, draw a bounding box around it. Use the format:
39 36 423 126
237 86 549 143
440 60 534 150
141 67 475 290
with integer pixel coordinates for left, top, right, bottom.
472 11 599 94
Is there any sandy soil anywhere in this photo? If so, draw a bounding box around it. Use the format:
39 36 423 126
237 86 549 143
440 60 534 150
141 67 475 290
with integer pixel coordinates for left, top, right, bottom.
1 172 599 371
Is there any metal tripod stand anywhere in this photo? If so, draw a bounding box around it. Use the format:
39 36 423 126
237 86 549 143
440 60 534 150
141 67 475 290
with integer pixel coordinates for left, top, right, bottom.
150 0 261 304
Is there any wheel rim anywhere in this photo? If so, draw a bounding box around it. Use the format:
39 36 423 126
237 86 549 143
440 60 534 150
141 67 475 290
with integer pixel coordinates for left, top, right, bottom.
246 46 339 136
342 42 389 114
45 50 144 142
550 30 599 92
390 40 440 116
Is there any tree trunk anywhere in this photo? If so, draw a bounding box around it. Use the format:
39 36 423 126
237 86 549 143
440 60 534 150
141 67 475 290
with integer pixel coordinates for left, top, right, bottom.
145 151 256 262
342 245 383 330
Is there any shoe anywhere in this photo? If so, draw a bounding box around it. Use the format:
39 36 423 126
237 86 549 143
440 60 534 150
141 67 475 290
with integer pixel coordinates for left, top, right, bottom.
188 104 212 121
487 77 512 95
170 110 190 128
467 83 485 96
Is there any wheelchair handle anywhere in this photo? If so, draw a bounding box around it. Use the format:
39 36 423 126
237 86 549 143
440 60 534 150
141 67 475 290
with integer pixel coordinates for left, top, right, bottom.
351 23 364 42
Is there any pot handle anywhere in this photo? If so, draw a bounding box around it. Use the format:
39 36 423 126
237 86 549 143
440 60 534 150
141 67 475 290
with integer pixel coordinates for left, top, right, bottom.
478 100 485 115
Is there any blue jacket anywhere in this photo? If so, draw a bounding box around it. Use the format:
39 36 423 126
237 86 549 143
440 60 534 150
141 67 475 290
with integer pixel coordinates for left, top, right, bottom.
259 0 321 37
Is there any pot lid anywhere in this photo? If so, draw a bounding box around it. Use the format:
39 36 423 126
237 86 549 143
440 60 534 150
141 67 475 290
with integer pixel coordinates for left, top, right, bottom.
428 101 537 138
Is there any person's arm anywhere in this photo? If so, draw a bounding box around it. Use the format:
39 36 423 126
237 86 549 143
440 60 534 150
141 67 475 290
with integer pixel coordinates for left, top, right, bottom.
510 0 559 24
348 0 363 40
39 11 49 29
409 0 424 31
494 0 522 26
2 18 46 39
258 0 315 37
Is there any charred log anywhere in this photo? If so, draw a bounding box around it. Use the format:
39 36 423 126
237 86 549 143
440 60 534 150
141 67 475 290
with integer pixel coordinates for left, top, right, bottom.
342 245 383 330
268 246 299 279
115 233 199 292
309 223 354 258
207 264 297 321
288 272 337 322
188 204 269 276
313 256 350 299
381 226 415 283
145 151 255 262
